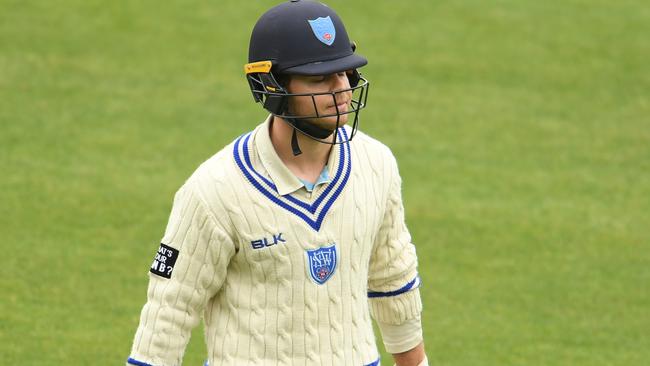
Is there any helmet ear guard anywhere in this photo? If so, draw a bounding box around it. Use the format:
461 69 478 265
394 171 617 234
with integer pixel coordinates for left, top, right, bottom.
245 61 289 115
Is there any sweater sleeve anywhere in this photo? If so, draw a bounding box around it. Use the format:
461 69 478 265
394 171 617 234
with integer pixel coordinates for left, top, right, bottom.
367 154 423 326
127 181 236 366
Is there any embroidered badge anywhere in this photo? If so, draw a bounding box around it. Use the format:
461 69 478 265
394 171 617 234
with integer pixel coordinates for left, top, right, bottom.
308 16 336 46
306 244 337 284
150 243 179 279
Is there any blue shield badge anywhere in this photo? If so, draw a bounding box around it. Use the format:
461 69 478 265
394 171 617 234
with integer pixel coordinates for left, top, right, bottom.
307 16 336 46
306 245 337 284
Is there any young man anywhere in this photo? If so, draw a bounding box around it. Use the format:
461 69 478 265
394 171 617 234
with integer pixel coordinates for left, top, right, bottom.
127 1 427 365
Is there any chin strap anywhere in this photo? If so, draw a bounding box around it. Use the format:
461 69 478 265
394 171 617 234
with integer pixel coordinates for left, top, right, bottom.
291 128 302 156
290 118 334 139
286 117 337 156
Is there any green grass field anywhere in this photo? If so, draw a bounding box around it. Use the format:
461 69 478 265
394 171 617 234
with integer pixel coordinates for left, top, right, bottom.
1 0 648 365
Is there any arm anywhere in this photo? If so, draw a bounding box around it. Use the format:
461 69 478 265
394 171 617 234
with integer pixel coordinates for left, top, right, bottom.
367 153 427 366
378 315 427 366
127 182 236 366
393 342 426 366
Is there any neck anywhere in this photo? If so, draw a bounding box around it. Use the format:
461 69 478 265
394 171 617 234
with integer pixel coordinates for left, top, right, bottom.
270 116 332 181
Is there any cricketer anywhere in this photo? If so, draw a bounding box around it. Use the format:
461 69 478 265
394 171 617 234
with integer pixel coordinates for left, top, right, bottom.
127 1 427 365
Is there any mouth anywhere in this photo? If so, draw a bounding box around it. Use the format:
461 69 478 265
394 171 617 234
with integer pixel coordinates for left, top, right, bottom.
329 100 349 112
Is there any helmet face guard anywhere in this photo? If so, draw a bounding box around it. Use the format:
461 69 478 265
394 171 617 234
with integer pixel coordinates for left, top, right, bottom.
245 60 370 145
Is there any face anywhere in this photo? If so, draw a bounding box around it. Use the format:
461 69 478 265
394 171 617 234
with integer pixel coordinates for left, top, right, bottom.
285 71 353 130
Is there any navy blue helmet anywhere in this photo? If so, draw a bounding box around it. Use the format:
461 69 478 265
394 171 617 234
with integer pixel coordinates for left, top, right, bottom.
245 0 370 151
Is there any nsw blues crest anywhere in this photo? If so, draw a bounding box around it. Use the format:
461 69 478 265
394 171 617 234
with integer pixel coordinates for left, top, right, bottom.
308 16 336 46
306 244 337 284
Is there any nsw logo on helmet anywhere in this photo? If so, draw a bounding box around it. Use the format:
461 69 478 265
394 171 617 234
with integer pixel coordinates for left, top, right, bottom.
308 16 336 46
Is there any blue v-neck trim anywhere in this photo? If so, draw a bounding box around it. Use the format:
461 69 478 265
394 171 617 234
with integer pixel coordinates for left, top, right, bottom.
233 128 352 231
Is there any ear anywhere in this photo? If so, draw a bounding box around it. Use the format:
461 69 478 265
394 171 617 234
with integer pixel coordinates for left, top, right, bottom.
347 69 361 88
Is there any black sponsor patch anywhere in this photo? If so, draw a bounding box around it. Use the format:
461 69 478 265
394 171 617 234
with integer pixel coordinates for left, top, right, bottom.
150 243 179 279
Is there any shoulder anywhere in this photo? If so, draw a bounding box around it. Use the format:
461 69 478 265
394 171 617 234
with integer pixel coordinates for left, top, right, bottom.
349 128 399 173
189 139 239 188
351 129 397 159
177 134 249 213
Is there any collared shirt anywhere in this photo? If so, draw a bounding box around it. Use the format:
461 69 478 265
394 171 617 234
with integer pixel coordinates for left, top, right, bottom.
254 115 339 196
298 165 331 192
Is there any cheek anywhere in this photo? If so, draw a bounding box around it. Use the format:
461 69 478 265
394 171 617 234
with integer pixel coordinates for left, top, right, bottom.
314 93 336 107
289 94 335 114
296 95 311 107
288 95 316 115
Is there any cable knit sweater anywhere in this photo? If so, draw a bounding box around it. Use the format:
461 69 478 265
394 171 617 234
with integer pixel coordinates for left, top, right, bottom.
127 116 422 366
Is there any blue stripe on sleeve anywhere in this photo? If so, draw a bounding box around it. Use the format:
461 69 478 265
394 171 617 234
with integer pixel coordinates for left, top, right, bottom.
364 357 381 366
367 275 421 298
127 358 154 366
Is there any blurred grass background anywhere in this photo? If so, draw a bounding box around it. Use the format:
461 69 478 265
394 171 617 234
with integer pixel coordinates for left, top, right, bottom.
1 0 648 365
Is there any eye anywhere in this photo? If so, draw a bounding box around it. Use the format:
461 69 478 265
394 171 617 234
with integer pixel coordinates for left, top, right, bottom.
309 76 326 83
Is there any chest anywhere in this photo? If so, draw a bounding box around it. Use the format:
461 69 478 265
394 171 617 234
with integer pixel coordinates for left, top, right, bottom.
226 170 388 286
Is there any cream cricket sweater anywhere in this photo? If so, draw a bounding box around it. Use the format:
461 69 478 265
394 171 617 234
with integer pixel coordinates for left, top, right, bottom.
128 117 422 366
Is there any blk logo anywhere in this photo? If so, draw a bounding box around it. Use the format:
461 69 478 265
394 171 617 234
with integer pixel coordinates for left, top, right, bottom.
251 233 286 249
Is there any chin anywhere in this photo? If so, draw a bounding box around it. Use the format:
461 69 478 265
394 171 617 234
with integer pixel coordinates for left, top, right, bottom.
313 114 349 130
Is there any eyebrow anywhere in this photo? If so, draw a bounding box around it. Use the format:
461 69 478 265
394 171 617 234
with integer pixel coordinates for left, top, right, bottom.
307 72 346 80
